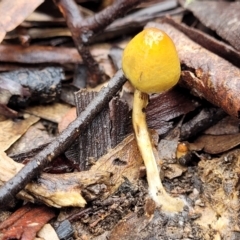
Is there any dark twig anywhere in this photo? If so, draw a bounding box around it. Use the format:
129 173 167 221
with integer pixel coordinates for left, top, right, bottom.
54 0 142 87
83 0 143 34
0 70 126 209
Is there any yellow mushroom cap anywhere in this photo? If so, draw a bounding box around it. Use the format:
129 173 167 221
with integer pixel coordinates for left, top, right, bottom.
122 28 180 94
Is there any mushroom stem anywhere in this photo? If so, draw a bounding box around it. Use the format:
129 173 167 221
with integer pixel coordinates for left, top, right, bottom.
132 89 184 212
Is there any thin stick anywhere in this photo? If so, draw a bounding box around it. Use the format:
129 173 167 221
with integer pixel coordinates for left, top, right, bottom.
54 0 142 86
0 70 126 208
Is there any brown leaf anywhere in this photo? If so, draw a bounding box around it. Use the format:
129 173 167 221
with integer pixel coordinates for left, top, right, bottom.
204 116 240 135
192 133 240 154
0 0 44 43
0 152 23 183
0 204 55 240
0 115 39 152
7 122 53 156
58 107 77 133
25 103 72 124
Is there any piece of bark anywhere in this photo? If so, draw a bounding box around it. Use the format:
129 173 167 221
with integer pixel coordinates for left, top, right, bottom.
147 87 200 135
25 170 110 208
165 17 240 69
183 1 240 51
0 67 63 106
0 203 55 240
75 90 110 170
66 91 129 170
147 22 240 118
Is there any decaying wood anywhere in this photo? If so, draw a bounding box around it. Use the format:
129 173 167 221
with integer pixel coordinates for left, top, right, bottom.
0 70 126 209
148 22 240 118
74 90 129 170
0 134 144 208
25 170 111 208
0 67 63 106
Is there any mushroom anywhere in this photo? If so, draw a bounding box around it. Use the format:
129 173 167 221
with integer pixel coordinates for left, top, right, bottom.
122 28 185 212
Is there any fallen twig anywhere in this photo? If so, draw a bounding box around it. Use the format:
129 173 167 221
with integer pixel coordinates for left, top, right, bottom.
0 70 126 208
54 0 142 86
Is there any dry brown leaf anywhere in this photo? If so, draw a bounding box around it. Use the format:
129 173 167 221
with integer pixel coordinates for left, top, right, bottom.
7 122 53 156
25 103 72 124
0 115 39 152
0 0 44 43
191 133 240 154
204 116 240 135
0 152 23 183
58 107 77 133
90 43 115 78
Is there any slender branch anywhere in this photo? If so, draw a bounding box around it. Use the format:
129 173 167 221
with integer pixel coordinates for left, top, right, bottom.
84 0 143 34
54 0 143 87
0 70 126 209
